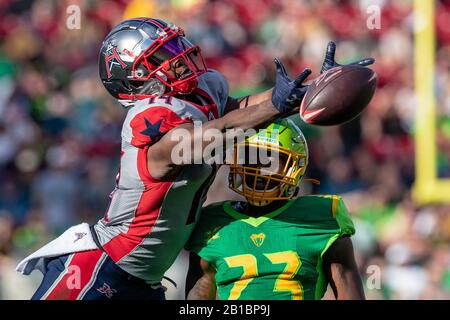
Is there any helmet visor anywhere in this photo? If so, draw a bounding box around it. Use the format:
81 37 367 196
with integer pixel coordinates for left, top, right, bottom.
141 35 206 82
147 36 195 65
133 32 207 94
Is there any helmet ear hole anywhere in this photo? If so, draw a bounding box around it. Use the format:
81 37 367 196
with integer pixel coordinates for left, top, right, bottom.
134 66 150 79
120 81 133 92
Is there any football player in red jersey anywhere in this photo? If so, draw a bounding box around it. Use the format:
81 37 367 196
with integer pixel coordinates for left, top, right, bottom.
17 18 373 300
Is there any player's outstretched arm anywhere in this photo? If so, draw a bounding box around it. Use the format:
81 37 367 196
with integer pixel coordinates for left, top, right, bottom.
225 40 374 114
322 236 366 300
148 100 278 178
147 61 312 179
224 89 273 114
224 60 311 114
186 255 217 300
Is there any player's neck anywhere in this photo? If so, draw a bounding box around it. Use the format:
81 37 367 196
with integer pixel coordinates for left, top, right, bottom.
244 200 289 217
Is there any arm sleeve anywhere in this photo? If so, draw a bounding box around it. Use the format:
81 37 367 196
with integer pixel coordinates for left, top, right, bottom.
334 197 356 236
213 71 229 116
314 197 356 299
200 70 229 117
129 106 192 148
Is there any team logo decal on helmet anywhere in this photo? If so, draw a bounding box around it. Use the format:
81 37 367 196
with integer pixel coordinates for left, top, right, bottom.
104 43 127 78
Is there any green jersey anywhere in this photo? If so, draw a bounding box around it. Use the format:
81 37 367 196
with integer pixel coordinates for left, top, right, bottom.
185 195 355 300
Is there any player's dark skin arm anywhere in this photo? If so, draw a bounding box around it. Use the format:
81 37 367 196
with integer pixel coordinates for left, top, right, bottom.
186 253 217 300
147 96 285 179
224 88 273 113
322 236 366 300
148 57 313 179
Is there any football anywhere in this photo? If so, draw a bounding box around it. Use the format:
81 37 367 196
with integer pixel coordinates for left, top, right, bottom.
300 65 377 126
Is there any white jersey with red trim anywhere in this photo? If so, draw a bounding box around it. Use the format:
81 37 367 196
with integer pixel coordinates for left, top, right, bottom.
93 70 228 283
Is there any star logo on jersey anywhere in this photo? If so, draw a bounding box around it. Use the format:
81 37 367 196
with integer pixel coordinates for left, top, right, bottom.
250 233 266 247
141 118 163 141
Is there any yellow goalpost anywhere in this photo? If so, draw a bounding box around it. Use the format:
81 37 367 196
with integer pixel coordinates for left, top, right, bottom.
412 0 450 204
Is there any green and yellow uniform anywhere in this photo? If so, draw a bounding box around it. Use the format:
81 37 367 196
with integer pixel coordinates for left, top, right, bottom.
185 195 355 300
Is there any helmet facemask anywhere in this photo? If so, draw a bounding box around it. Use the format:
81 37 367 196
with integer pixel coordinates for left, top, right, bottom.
132 26 207 95
229 142 308 206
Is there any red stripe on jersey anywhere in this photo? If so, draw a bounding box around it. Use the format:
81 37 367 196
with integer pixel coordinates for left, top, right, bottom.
193 87 220 119
137 146 153 184
101 186 172 263
102 148 173 262
45 249 104 300
102 204 160 263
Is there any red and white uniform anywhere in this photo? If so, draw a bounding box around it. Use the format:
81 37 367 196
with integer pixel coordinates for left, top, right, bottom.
92 70 228 283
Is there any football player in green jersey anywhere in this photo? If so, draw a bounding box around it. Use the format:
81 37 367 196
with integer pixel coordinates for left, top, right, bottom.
185 118 365 300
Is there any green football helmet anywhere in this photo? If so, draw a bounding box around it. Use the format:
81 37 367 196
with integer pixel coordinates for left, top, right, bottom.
229 118 309 206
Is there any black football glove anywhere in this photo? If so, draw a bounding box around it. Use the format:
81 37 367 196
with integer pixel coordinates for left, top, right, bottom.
271 58 312 114
320 41 375 74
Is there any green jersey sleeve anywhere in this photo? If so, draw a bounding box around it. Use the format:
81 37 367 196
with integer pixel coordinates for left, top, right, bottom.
307 195 356 299
289 195 355 236
334 196 355 236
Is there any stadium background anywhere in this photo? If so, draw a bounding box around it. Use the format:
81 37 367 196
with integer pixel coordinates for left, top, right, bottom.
0 0 449 300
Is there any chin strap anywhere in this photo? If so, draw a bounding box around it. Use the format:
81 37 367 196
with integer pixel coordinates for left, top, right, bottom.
302 178 321 185
288 178 321 200
248 198 273 207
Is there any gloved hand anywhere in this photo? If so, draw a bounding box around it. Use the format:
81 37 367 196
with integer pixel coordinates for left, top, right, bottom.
271 58 312 113
320 41 375 74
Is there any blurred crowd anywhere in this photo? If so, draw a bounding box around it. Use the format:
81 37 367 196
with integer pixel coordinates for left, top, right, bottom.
0 0 449 299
